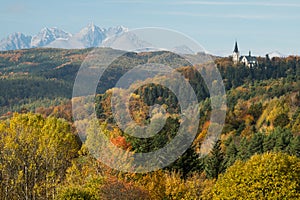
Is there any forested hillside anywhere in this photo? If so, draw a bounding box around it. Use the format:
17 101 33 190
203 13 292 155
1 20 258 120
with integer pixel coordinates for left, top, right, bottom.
0 48 193 116
0 48 299 199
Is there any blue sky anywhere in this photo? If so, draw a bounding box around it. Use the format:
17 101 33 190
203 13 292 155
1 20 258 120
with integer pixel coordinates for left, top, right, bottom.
1 0 300 56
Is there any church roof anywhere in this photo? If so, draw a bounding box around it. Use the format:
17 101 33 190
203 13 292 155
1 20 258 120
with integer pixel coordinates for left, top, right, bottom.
233 41 239 53
240 55 258 64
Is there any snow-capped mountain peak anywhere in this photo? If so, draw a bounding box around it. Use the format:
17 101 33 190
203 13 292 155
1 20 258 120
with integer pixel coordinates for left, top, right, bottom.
75 23 106 47
31 27 71 47
80 23 104 34
0 32 32 51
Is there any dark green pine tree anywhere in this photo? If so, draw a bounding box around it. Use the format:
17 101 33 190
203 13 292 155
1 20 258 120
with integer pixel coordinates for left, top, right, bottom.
274 128 293 152
205 140 225 179
223 139 238 169
248 132 264 155
167 146 204 179
263 132 277 152
288 136 300 158
237 137 250 161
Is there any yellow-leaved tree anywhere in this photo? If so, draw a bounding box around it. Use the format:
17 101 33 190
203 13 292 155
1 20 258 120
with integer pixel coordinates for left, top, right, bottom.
213 152 300 199
0 113 80 200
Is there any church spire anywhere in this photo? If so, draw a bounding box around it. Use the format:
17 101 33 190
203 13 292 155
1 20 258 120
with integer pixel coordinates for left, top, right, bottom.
233 41 239 53
232 41 240 65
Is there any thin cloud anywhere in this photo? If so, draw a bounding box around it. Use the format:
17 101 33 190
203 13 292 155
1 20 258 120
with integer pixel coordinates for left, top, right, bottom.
171 1 300 8
103 0 154 4
5 3 27 13
161 11 276 20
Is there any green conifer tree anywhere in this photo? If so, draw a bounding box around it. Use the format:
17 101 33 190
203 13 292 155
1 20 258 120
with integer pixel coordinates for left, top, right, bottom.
204 140 225 179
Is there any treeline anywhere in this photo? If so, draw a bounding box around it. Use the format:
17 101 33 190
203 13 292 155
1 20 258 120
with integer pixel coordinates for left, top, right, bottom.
0 76 71 106
0 48 299 117
217 56 300 89
0 49 192 115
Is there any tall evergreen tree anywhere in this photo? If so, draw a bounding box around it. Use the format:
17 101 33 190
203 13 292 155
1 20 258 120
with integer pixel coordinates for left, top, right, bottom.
237 137 250 161
167 146 204 179
248 132 264 155
263 132 276 152
224 139 238 168
204 140 225 179
274 128 293 152
288 136 300 158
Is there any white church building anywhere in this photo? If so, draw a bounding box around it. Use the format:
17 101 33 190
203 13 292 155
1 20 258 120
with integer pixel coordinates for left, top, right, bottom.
233 41 258 68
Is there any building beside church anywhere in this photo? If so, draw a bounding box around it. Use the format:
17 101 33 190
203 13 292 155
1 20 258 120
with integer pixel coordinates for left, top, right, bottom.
232 41 258 68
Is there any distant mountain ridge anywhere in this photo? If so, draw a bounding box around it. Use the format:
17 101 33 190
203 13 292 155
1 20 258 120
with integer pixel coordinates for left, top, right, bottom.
31 27 72 48
0 32 32 50
0 24 201 55
0 23 129 51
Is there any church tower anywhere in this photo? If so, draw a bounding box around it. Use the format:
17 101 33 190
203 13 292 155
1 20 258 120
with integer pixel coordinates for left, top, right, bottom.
232 41 240 64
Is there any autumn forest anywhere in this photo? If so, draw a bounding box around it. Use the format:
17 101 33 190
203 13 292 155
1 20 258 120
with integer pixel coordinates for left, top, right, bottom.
0 48 299 199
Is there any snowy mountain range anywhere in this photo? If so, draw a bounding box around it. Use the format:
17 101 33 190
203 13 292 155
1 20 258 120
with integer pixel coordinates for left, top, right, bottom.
0 25 289 58
0 24 199 54
0 23 129 51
